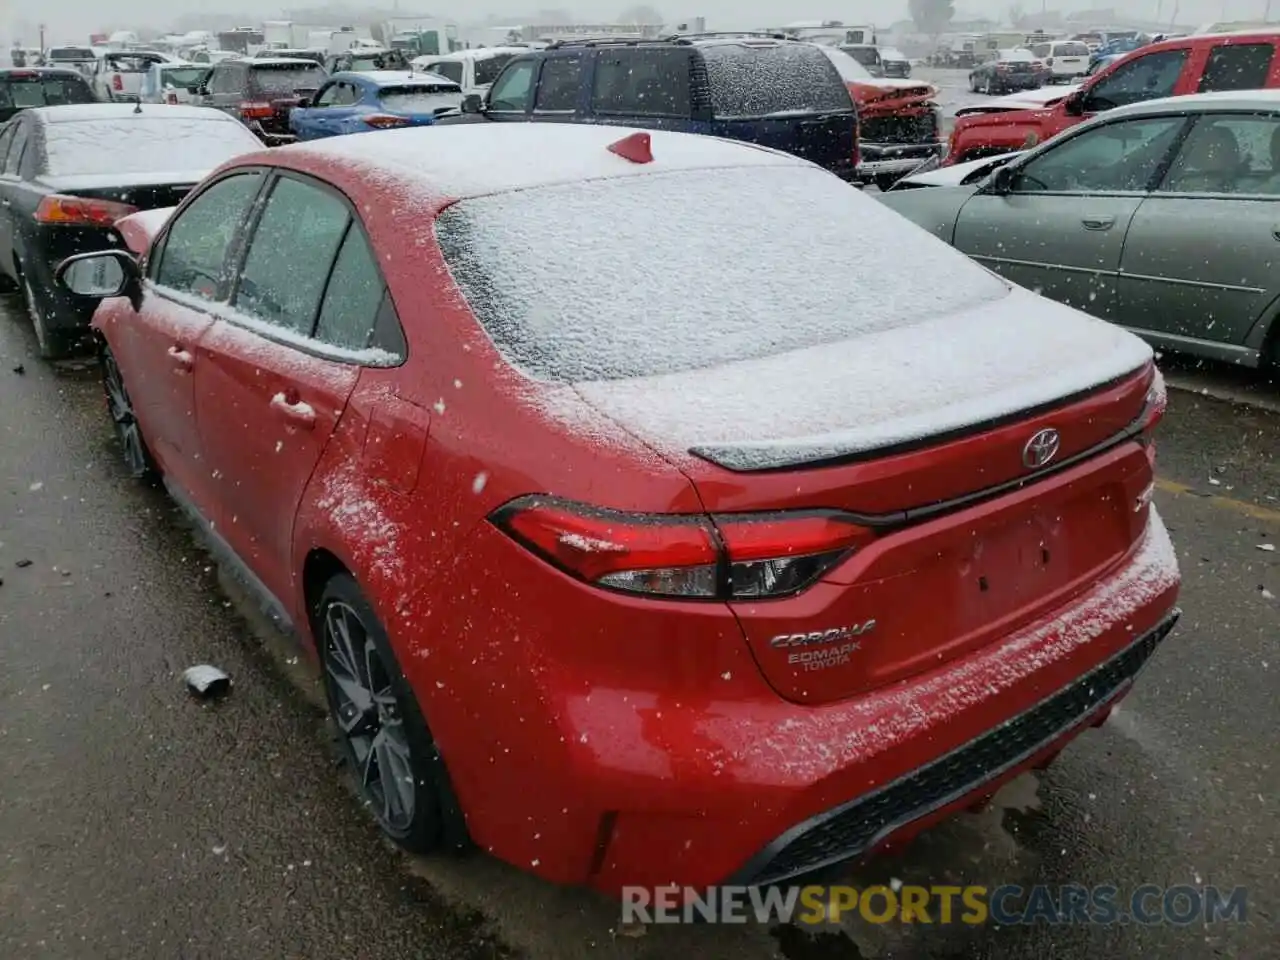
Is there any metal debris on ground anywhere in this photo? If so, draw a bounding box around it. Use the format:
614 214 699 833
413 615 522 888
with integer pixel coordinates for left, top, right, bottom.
183 664 232 697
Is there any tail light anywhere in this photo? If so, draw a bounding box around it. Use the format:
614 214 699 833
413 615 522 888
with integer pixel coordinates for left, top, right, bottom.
1045 56 1055 66
34 194 139 226
493 497 875 600
363 114 411 129
239 101 274 119
1137 368 1167 441
166 91 179 104
112 73 123 90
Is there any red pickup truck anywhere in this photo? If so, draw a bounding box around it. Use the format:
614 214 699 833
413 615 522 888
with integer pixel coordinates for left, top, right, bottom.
946 31 1280 165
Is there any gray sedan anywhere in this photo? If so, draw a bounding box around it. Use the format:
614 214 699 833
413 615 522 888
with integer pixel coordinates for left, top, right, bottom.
880 90 1280 370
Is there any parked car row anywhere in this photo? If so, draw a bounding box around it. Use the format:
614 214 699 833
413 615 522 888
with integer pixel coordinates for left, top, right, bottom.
39 120 1180 898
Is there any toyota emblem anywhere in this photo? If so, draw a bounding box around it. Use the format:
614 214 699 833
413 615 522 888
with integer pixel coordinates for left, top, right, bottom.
1022 428 1061 470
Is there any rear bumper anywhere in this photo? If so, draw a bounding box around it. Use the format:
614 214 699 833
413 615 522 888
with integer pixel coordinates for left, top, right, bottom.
18 226 113 334
464 507 1179 894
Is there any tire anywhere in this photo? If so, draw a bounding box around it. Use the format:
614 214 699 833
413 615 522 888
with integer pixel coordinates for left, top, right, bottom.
969 73 979 92
100 340 159 481
317 573 462 854
16 262 74 361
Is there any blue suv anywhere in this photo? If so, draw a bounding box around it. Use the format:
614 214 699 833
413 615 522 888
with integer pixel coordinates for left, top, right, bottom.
438 35 858 180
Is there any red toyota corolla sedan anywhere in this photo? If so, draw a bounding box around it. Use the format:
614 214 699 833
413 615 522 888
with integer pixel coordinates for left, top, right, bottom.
55 123 1180 895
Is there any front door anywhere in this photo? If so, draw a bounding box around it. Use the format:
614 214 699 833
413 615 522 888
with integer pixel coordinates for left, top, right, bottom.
953 113 1188 320
125 170 268 515
193 173 361 605
1119 112 1280 351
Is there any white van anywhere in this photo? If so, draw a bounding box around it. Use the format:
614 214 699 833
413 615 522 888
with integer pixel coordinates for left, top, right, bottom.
411 47 525 105
1030 39 1091 82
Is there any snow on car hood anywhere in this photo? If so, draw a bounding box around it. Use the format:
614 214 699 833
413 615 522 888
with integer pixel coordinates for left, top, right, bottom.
574 285 1151 471
954 83 1081 116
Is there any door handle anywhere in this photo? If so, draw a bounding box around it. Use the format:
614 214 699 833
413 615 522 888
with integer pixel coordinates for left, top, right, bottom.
1 199 10 207
1081 217 1115 231
167 345 194 370
270 391 316 429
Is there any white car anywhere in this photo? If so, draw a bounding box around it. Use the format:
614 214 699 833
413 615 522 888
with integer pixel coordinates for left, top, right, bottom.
139 62 213 104
93 50 179 100
411 47 525 106
1030 40 1091 82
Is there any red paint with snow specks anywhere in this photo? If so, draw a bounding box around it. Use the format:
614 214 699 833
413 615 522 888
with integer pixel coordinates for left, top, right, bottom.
85 124 1180 895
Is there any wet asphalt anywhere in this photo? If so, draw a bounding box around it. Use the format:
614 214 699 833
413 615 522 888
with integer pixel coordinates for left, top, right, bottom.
0 286 1277 960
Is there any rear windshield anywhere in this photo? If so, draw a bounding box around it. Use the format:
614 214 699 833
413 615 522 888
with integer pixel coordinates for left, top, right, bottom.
999 49 1036 61
421 61 463 83
379 85 462 113
251 63 326 94
0 76 96 109
159 67 210 88
842 46 881 67
104 55 162 73
42 117 256 176
435 167 1007 382
702 44 853 119
1055 42 1091 56
474 53 516 86
49 48 96 60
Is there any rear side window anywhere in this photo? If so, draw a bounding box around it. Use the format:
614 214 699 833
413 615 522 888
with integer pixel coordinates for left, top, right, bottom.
250 64 325 96
702 45 851 119
534 56 582 112
424 60 463 84
234 177 350 335
154 172 264 300
592 48 690 118
315 226 387 351
5 122 28 175
379 84 462 114
1198 43 1274 92
1085 49 1188 110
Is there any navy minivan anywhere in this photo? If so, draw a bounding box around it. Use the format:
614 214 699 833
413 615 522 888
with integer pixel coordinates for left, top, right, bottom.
437 35 859 180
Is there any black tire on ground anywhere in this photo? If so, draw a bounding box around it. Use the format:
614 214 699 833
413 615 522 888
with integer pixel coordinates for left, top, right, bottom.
100 339 159 481
15 261 75 360
316 572 467 855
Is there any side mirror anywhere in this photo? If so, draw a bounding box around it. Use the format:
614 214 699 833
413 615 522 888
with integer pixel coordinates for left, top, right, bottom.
987 165 1016 195
1063 91 1085 116
461 93 483 114
296 96 311 108
56 249 139 301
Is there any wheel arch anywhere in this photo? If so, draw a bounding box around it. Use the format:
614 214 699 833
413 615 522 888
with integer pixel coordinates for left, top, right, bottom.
1244 296 1280 367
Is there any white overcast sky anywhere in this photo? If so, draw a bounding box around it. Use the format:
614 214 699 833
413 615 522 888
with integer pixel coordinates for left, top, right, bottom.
6 0 1278 44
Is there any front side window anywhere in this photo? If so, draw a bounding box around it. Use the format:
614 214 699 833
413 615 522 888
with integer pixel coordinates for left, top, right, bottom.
153 172 264 300
534 56 582 112
1010 116 1186 193
593 48 690 117
474 53 516 86
314 225 388 351
1158 114 1280 195
1084 49 1188 111
1198 43 1274 93
703 45 850 119
487 59 536 111
234 177 350 335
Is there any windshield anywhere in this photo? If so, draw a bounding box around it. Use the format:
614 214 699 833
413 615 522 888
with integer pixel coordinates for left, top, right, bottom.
0 76 96 108
379 86 462 113
702 45 852 119
105 55 163 72
474 53 516 86
1000 49 1036 61
159 67 209 87
42 117 258 176
842 46 881 66
251 64 326 94
435 167 1006 382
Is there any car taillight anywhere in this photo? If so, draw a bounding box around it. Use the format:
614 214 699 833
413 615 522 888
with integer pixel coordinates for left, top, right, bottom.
1045 56 1055 65
112 73 123 90
492 497 875 600
239 101 274 119
363 114 411 128
1138 368 1167 439
34 194 139 226
167 91 179 104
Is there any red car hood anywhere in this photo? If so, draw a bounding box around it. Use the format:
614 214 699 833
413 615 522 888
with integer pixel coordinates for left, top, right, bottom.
847 79 936 117
954 102 1057 132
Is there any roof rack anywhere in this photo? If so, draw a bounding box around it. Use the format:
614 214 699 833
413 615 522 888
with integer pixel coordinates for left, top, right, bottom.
664 31 790 41
544 36 654 49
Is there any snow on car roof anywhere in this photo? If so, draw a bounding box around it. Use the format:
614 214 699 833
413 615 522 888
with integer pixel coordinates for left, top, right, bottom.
288 123 807 199
32 103 238 124
249 57 322 68
344 70 455 87
413 46 526 62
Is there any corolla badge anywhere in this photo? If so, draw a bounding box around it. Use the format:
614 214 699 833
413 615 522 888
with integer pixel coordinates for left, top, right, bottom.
1022 427 1061 470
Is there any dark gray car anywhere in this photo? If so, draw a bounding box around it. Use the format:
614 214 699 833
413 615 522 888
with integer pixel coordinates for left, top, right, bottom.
879 90 1280 370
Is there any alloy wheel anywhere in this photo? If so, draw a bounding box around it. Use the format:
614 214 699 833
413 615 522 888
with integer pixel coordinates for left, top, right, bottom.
102 350 151 478
322 600 417 832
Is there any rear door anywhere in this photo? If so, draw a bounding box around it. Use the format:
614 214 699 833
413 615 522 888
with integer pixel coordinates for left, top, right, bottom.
193 173 363 603
953 113 1188 319
1195 40 1276 93
293 79 359 138
702 44 856 174
1119 111 1280 354
119 170 268 513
